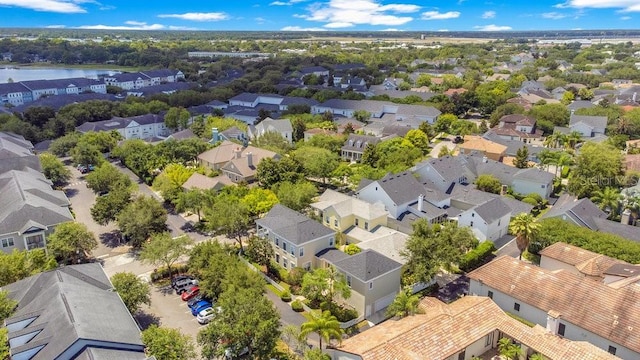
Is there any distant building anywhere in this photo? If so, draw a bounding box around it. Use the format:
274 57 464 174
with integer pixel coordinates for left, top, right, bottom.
76 114 170 140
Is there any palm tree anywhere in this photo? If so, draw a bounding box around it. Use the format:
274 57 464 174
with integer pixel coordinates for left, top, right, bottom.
555 152 574 178
529 354 545 360
509 213 540 260
386 287 422 318
566 131 583 149
543 132 567 148
624 195 640 221
497 338 524 360
591 187 623 219
299 311 343 351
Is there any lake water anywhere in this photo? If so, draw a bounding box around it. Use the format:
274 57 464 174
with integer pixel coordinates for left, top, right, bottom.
0 67 121 84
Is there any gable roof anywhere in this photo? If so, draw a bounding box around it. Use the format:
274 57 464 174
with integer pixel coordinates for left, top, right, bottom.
569 114 607 129
540 193 607 230
197 140 276 166
336 295 619 360
312 189 387 220
254 118 293 134
468 256 640 354
3 263 145 360
0 136 40 174
256 204 335 245
359 172 424 206
341 134 380 152
181 172 232 191
332 249 402 282
473 197 511 223
459 135 507 155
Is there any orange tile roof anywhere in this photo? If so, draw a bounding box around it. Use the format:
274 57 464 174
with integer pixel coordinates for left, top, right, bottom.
336 296 619 360
468 256 640 354
539 242 601 266
459 135 507 155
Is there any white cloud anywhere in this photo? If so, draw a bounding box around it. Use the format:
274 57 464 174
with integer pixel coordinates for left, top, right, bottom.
474 24 512 31
482 11 495 19
46 24 66 28
556 0 640 12
380 28 404 31
621 15 632 19
281 26 327 31
542 12 567 19
325 22 355 28
422 11 460 20
0 0 87 13
437 29 450 32
157 12 228 21
299 0 420 27
270 0 305 5
78 22 166 30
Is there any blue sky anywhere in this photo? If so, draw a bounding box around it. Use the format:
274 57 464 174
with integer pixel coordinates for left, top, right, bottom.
0 0 638 32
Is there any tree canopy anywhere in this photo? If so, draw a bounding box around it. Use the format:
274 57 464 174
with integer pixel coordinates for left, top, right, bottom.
47 222 98 264
141 325 196 360
117 196 168 248
110 272 151 314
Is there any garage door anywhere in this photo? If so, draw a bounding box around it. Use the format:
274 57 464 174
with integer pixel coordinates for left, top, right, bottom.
374 292 397 313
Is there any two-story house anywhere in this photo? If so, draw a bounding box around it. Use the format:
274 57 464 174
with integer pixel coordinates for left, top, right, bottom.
469 256 640 359
569 114 607 137
341 134 380 162
76 114 169 140
248 117 293 144
256 204 336 271
311 189 388 238
456 198 512 241
493 114 543 143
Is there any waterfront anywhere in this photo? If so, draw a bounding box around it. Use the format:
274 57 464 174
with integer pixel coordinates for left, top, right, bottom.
0 67 120 83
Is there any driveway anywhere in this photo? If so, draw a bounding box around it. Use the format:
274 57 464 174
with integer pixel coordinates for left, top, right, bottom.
429 139 456 158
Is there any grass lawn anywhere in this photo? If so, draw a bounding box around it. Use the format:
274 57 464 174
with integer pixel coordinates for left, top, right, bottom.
507 312 535 327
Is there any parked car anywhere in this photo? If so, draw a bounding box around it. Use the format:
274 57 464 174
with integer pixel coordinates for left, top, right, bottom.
197 306 221 324
187 294 205 308
174 279 198 295
181 286 200 301
171 275 196 290
190 300 213 316
224 345 249 359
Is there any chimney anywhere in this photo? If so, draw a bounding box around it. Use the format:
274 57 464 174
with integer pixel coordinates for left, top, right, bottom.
621 208 631 225
417 194 424 212
546 311 562 335
234 147 242 159
482 156 488 163
634 92 638 102
500 184 508 196
247 152 253 168
212 127 219 143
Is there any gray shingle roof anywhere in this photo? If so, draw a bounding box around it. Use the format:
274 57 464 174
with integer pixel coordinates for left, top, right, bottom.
0 137 40 174
371 172 424 206
3 264 146 360
473 198 511 223
569 114 607 129
540 194 607 230
332 249 402 282
342 134 380 152
592 217 640 242
256 204 335 245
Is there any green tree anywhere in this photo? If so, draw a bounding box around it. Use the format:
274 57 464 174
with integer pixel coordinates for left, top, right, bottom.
175 188 208 222
361 143 379 166
385 287 421 318
0 290 17 323
110 272 151 314
291 117 306 142
578 87 594 100
438 146 453 158
561 91 575 105
245 235 274 267
39 152 71 187
299 310 343 351
274 181 317 211
402 220 477 284
71 141 103 168
513 146 530 169
591 187 623 219
0 249 57 287
152 163 195 203
241 187 279 218
509 213 540 260
117 196 168 248
85 162 132 194
353 110 371 123
204 194 251 251
301 267 350 306
404 129 430 155
198 286 280 360
567 142 623 198
141 325 196 360
47 222 98 264
164 107 191 131
90 183 133 225
497 338 524 360
475 174 502 194
292 146 340 184
48 132 82 157
139 233 193 280
254 131 292 154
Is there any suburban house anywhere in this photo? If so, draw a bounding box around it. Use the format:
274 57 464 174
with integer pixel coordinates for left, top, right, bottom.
76 114 170 140
197 140 278 171
181 172 233 192
568 114 607 137
248 117 293 143
468 256 640 359
311 189 388 237
228 92 318 112
298 66 330 79
311 99 441 125
3 263 148 360
341 134 380 162
493 114 543 142
330 296 619 360
103 69 184 90
540 194 640 242
456 197 512 241
0 132 73 254
256 204 336 271
356 172 429 220
458 135 507 162
317 249 402 318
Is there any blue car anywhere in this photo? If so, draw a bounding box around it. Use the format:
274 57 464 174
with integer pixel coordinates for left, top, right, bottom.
190 300 213 316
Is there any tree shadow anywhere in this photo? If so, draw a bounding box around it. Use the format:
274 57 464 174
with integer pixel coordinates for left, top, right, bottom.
134 310 161 330
64 188 79 198
99 230 124 248
436 275 470 304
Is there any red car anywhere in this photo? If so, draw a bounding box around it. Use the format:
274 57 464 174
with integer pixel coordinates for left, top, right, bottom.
181 286 200 301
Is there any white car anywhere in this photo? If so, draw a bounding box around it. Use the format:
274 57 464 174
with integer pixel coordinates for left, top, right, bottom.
197 306 221 324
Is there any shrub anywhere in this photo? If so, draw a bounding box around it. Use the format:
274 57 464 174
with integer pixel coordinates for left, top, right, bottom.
286 267 306 287
344 244 361 255
281 290 292 302
459 241 496 272
267 260 288 282
150 264 189 282
522 197 538 206
291 300 304 312
320 301 358 322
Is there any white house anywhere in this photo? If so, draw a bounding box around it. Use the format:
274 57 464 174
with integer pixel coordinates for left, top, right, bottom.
569 114 607 137
456 198 511 241
76 114 170 140
248 117 293 143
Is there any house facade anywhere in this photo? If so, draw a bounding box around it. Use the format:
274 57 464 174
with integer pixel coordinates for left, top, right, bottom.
457 198 511 241
311 189 388 234
76 114 170 140
248 117 293 143
341 134 380 162
468 256 640 359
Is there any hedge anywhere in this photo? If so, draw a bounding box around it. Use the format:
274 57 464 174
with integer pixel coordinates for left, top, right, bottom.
150 264 190 282
280 291 292 302
459 241 496 272
291 300 304 312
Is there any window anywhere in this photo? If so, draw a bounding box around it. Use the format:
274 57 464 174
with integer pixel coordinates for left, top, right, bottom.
541 184 546 188
25 234 45 250
275 238 279 246
325 217 329 224
487 290 493 299
368 282 373 291
303 262 311 271
558 323 566 336
283 242 287 251
1 237 14 248
334 219 338 227
299 248 304 257
283 259 288 268
472 213 474 217
355 218 359 226
484 334 492 347
346 276 351 287
608 346 617 355
275 254 280 263
291 247 295 255
329 237 334 247
514 303 520 312
364 222 369 230
470 221 474 227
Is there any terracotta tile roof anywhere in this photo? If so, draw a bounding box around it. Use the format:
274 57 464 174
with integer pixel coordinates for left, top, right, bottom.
624 154 640 172
336 296 619 360
468 256 640 354
575 255 622 277
459 135 507 155
539 242 601 266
